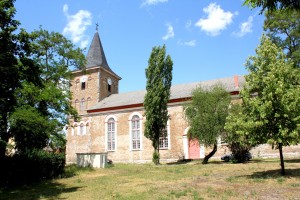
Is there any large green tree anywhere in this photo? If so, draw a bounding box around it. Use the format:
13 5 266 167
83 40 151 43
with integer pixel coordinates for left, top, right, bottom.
264 9 300 67
234 36 300 175
144 45 173 165
0 0 39 158
10 27 85 152
184 84 231 164
243 0 300 12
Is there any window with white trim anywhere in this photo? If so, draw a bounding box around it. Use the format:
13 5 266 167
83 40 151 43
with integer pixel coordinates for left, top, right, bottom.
159 121 170 149
107 118 116 151
80 123 84 135
131 115 141 150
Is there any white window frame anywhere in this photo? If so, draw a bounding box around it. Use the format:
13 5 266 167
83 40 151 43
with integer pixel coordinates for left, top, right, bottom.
105 115 117 151
128 112 143 151
159 120 171 150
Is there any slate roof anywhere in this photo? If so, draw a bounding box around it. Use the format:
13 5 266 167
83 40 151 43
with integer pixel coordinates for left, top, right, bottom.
86 32 120 78
88 75 245 112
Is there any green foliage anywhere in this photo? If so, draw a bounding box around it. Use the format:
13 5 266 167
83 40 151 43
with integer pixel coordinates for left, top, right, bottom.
152 150 160 165
264 9 300 68
184 84 231 163
242 35 300 146
224 104 255 162
227 35 300 174
243 0 300 13
9 106 53 151
0 149 65 188
144 45 173 164
0 0 41 157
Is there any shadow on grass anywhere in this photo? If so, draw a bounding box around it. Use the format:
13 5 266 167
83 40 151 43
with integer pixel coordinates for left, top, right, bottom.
240 168 300 179
167 159 193 165
0 181 85 200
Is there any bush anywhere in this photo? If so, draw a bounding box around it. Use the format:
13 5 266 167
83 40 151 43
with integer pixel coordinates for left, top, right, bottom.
0 149 65 188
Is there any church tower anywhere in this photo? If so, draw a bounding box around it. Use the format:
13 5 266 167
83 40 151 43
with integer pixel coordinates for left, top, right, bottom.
71 30 121 115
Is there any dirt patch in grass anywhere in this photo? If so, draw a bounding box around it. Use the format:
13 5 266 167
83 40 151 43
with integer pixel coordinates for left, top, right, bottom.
1 159 300 200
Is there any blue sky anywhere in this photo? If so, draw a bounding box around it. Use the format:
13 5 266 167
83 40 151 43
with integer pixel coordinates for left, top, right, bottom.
15 0 265 93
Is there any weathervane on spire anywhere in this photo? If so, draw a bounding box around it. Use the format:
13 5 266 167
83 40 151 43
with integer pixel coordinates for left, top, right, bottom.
96 23 99 32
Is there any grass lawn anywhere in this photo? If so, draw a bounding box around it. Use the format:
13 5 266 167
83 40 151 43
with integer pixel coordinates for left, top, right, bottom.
1 158 300 200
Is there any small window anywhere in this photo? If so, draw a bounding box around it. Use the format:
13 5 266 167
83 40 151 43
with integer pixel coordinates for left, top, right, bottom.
80 124 84 135
74 99 79 109
75 79 80 89
81 82 86 90
80 98 85 110
87 97 92 108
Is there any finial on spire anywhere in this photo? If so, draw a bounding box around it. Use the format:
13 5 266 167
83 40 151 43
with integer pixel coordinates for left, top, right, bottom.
96 23 99 32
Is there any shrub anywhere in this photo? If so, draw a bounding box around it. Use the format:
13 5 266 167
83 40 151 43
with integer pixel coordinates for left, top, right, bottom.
0 149 65 188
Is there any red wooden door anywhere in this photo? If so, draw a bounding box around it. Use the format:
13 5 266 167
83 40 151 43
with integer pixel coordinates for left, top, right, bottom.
189 139 200 159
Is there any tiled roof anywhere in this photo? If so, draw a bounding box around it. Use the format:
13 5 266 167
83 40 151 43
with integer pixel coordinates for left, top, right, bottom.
88 75 245 112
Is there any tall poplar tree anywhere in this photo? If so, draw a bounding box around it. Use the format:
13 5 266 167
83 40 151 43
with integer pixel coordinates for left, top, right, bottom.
144 45 173 165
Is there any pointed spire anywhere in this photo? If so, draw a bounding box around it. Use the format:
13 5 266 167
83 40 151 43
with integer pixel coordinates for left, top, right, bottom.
85 27 121 79
86 31 110 69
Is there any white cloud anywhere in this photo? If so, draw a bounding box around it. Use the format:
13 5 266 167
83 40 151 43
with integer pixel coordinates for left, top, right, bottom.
162 23 174 40
195 3 235 36
178 40 196 47
233 16 253 37
62 4 92 48
142 0 168 6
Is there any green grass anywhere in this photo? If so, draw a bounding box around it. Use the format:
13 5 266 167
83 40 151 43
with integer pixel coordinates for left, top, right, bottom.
1 158 300 200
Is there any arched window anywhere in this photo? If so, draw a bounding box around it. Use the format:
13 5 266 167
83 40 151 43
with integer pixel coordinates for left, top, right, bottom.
87 97 92 109
74 99 79 109
80 98 85 110
80 123 84 135
107 118 116 151
131 115 141 150
75 79 80 90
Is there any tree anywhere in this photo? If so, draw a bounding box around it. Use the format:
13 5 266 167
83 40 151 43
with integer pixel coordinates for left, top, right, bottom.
10 27 85 152
144 45 173 165
238 35 300 175
224 104 256 163
0 0 39 158
243 0 300 13
264 10 300 67
184 84 231 164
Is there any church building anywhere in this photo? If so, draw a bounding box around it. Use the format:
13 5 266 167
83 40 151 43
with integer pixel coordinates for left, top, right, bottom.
66 31 245 164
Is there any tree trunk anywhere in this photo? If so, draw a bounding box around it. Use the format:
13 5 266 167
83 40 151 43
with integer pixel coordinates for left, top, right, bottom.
278 143 285 176
202 143 217 164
